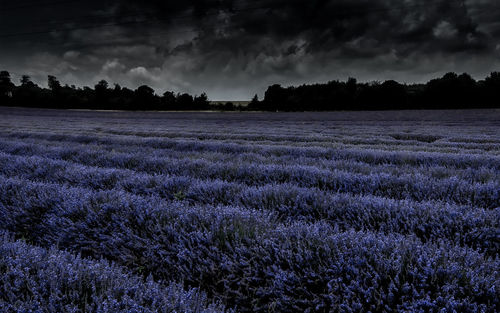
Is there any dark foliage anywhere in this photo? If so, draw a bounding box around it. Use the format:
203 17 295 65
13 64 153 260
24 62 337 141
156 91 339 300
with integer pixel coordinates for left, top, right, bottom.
0 74 211 111
1 71 500 111
248 72 500 111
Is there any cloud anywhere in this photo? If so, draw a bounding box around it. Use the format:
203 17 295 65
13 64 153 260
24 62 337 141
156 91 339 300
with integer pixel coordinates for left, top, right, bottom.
129 66 154 80
102 59 126 73
433 21 459 39
1 0 499 99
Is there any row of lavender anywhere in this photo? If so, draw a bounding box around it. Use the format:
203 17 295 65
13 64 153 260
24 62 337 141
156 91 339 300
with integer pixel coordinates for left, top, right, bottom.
1 135 499 181
0 234 225 313
0 139 497 208
0 109 499 312
0 151 498 254
1 177 498 312
2 128 499 156
1 133 499 177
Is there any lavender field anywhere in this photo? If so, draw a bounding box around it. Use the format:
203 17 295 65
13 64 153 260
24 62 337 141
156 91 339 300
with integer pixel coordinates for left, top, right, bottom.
0 107 499 312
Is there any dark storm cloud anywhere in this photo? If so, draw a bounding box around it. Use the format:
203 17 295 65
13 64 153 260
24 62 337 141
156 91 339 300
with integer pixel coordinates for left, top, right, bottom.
120 0 488 53
1 0 500 99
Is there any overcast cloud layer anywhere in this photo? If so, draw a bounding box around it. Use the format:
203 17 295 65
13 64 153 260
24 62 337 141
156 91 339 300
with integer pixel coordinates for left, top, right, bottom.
1 0 500 100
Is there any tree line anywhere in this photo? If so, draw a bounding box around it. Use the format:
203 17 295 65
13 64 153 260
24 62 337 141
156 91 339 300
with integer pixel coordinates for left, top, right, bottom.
1 70 500 111
249 72 500 111
0 72 211 111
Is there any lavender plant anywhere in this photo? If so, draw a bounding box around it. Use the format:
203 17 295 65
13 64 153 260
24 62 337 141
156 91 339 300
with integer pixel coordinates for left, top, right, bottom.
0 109 499 312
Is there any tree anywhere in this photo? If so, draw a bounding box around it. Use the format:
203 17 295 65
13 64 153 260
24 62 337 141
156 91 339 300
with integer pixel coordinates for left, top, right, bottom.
162 91 177 109
95 80 109 91
223 102 235 111
0 71 12 85
380 80 407 110
0 71 14 89
251 94 259 104
0 71 15 103
134 85 157 110
194 92 209 110
248 94 261 110
135 85 155 98
14 74 41 108
263 84 285 111
48 75 61 91
346 77 357 95
21 75 32 86
94 80 110 108
177 93 194 110
481 72 500 107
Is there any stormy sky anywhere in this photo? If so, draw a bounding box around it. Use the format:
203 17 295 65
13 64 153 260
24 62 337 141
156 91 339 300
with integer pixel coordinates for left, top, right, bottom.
1 0 500 100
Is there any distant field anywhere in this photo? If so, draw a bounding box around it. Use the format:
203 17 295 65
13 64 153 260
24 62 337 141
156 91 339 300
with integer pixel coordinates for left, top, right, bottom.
0 107 499 312
210 100 251 106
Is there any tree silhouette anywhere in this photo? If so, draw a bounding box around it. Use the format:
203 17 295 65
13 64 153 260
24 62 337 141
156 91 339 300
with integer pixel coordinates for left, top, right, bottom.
0 71 15 103
482 72 500 108
94 80 110 108
1 70 499 111
177 93 194 110
135 85 158 110
162 91 177 110
263 84 286 111
13 75 41 108
48 75 61 91
248 94 260 110
21 75 33 87
95 80 109 93
194 93 210 110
